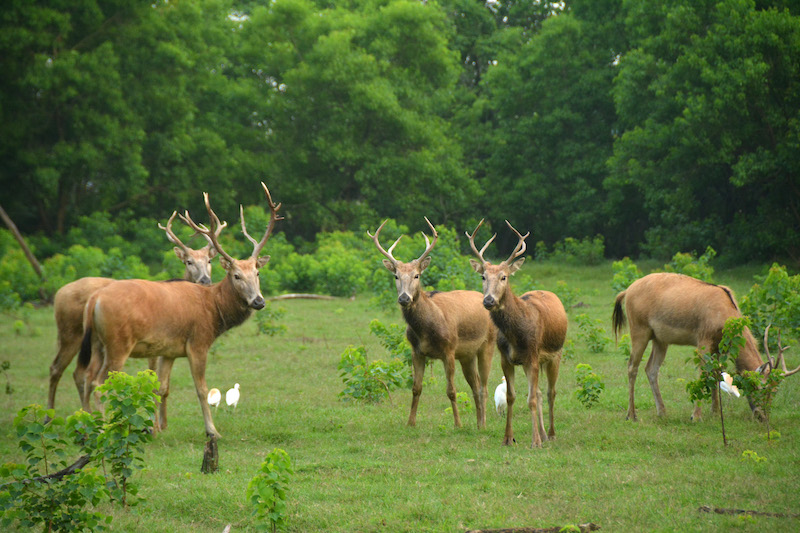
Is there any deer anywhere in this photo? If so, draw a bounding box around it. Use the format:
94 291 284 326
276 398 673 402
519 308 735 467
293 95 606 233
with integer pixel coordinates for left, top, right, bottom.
46 213 227 417
467 219 568 448
77 182 282 438
368 217 496 429
612 272 800 422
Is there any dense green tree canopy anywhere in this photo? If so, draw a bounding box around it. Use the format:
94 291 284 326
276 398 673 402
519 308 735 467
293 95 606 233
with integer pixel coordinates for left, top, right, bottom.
1 0 798 264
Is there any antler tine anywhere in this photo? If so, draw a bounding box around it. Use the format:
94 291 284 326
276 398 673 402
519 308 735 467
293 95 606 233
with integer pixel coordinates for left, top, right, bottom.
417 216 438 263
504 220 530 264
247 181 284 260
367 219 402 264
240 204 258 248
158 211 191 252
465 218 496 264
180 193 237 265
764 325 798 377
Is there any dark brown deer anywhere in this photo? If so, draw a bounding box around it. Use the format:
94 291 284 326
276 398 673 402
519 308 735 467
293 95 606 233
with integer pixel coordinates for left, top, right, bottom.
46 213 226 416
612 272 799 421
467 220 568 448
369 218 496 429
78 183 282 438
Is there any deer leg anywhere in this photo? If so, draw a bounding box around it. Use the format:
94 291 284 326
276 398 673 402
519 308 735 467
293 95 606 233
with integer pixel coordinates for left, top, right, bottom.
545 355 560 440
645 339 668 417
185 345 220 439
443 354 462 428
460 357 484 430
154 357 175 432
47 333 81 413
477 340 494 429
525 359 543 448
407 352 426 427
626 331 650 421
501 357 516 446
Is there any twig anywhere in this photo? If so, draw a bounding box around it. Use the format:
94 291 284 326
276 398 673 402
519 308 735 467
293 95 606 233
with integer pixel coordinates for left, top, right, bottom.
699 505 800 519
0 454 91 490
466 523 600 533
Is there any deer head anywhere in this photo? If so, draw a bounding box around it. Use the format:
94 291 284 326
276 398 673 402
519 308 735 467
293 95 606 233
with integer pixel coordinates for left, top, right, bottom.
466 219 529 310
369 217 438 307
159 211 227 285
180 182 283 310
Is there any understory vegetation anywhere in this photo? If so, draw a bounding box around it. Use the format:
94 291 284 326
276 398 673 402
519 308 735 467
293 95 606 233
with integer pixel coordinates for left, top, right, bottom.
1 258 798 532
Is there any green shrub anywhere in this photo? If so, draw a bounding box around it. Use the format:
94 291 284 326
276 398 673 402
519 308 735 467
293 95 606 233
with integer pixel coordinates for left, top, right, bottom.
254 302 287 336
574 364 604 409
553 280 580 310
550 235 605 265
444 391 474 416
337 346 408 403
663 246 716 282
611 257 642 294
740 263 800 349
575 313 610 353
246 448 293 533
0 249 40 302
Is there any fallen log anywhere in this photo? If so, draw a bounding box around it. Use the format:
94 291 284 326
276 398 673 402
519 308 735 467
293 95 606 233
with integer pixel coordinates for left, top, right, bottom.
699 505 800 519
466 523 600 533
268 293 336 301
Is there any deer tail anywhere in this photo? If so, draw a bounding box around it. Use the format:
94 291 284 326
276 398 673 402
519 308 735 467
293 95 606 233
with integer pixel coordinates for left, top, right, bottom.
77 295 98 369
612 290 627 343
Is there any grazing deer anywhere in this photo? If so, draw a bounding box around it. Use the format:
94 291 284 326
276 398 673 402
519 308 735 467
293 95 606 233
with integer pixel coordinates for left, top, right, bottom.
46 214 226 416
369 218 496 429
467 220 567 448
78 183 282 438
612 272 799 421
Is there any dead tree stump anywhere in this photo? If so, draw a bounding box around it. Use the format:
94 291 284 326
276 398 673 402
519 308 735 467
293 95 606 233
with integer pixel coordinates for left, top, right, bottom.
201 435 219 474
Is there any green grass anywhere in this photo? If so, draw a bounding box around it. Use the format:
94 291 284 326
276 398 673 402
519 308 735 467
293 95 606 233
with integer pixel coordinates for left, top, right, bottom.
1 261 799 532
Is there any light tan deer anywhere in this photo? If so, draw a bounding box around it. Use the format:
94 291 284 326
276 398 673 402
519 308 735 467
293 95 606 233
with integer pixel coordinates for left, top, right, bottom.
369 218 496 429
467 220 567 448
46 214 227 416
78 183 282 438
612 272 799 421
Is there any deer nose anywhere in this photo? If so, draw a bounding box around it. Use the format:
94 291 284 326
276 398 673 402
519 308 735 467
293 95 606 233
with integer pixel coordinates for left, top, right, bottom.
199 276 212 286
397 293 412 306
483 295 496 309
251 295 266 310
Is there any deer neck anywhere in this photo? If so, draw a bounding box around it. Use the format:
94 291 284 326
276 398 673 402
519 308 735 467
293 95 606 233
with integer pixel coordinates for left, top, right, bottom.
401 292 442 336
490 290 533 341
211 276 253 335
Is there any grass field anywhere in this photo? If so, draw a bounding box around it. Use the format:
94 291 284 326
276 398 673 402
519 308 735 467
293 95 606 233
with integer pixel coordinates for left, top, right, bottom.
1 261 799 532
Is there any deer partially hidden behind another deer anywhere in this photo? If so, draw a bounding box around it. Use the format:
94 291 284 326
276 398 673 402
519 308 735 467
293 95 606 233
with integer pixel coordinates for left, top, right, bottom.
78 183 282 438
369 218 496 429
46 212 227 419
612 272 799 422
467 220 567 448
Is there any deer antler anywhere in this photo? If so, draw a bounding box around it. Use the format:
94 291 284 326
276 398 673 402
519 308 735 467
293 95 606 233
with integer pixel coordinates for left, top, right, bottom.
240 182 284 260
159 211 193 254
465 218 496 264
764 325 798 377
417 217 438 264
179 193 236 265
503 220 529 265
368 220 403 265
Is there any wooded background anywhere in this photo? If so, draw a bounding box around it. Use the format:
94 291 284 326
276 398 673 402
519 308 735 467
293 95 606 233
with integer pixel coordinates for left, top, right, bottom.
2 0 798 264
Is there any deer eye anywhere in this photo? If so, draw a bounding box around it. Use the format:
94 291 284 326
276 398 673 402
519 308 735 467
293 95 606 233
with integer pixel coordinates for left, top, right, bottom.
481 276 486 281
187 261 193 266
394 275 399 280
414 274 419 279
234 273 241 280
501 276 507 281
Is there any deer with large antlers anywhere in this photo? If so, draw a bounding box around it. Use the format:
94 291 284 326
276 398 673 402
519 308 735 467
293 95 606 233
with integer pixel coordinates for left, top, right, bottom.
467 220 567 448
45 214 227 417
612 272 798 421
78 183 282 438
369 218 496 429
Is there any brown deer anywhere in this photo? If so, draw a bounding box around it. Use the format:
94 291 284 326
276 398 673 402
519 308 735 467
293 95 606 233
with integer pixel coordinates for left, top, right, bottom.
78 183 282 438
467 220 567 448
46 213 227 416
612 272 799 421
369 218 496 429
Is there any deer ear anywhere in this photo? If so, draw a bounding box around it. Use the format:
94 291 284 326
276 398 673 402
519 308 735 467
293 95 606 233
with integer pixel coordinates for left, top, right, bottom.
207 247 218 259
220 257 233 271
469 259 484 274
419 256 432 271
509 257 525 274
382 259 396 273
173 247 188 261
256 255 271 269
